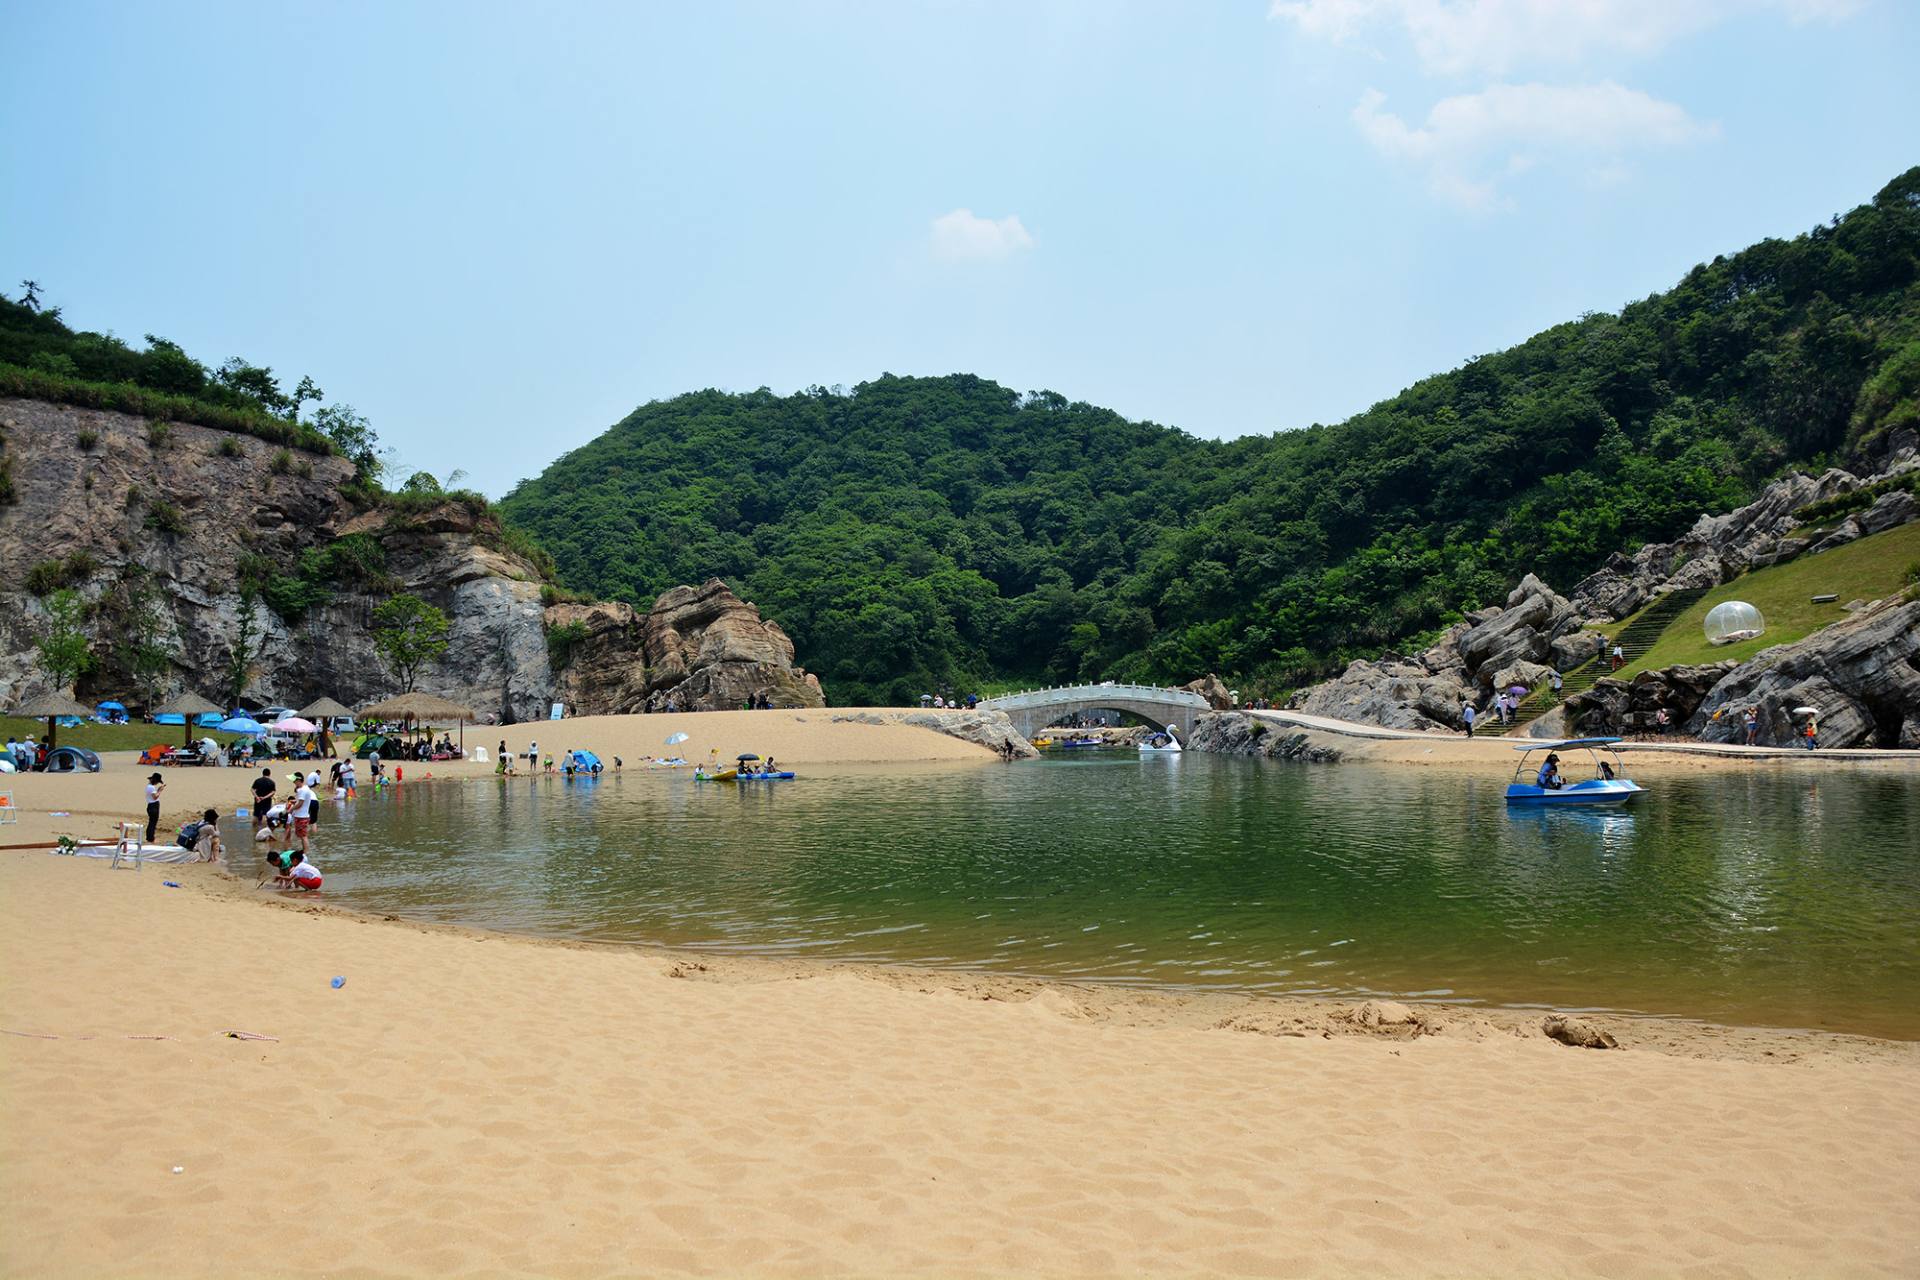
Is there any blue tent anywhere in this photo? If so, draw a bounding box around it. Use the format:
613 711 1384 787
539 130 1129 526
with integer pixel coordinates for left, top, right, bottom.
570 750 603 771
193 712 225 727
154 713 185 725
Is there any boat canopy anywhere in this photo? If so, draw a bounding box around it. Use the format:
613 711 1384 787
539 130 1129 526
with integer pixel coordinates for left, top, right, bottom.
1510 737 1625 752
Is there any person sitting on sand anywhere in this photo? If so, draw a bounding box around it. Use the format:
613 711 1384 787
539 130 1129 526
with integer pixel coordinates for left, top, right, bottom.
1536 753 1563 790
286 851 323 892
177 808 224 862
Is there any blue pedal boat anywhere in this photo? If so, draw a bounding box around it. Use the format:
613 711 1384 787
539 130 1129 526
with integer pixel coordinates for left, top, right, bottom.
1505 738 1647 807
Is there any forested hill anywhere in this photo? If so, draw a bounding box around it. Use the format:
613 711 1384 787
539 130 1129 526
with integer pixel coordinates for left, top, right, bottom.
500 168 1920 706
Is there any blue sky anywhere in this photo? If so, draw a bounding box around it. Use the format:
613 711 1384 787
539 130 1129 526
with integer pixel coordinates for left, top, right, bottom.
3 1 1915 495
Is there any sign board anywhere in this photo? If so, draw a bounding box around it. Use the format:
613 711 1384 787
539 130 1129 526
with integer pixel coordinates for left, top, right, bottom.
549 703 565 721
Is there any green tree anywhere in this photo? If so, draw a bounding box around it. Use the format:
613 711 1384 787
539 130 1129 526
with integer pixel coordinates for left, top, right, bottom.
118 573 177 710
36 588 93 692
290 374 325 421
313 402 381 479
371 594 451 692
221 592 267 710
214 358 292 416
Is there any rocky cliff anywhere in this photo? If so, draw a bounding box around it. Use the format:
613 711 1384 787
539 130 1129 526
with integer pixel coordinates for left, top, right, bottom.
547 579 824 714
1291 573 1599 733
0 399 821 720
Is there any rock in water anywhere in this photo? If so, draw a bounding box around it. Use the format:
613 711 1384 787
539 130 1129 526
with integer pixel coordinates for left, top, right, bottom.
1542 1015 1620 1049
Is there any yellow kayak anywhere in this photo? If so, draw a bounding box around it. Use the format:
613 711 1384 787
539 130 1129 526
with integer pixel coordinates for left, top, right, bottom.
695 767 739 782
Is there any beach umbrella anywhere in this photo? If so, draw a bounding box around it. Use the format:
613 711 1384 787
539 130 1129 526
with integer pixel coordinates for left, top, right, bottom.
1507 685 1529 696
156 691 223 747
1792 706 1819 716
665 732 689 746
11 690 89 751
273 716 318 734
298 696 353 721
736 753 761 762
97 700 126 717
221 716 267 735
360 692 477 752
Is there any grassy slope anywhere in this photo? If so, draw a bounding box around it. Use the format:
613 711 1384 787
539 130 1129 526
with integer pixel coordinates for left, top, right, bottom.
0 718 248 754
1613 520 1920 676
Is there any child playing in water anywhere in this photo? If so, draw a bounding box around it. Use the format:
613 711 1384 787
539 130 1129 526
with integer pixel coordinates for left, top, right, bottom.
287 851 323 892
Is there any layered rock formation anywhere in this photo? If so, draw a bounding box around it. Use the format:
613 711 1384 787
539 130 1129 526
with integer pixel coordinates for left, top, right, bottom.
548 579 824 715
1187 712 1343 763
1562 663 1737 739
1567 430 1918 622
1291 574 1589 732
1684 596 1920 748
0 400 823 721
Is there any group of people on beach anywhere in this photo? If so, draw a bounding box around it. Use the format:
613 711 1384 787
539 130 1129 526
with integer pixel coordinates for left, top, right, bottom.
493 739 620 776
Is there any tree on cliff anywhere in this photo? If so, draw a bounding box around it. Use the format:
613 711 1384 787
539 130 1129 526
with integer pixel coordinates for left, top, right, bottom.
35 589 93 694
220 592 268 710
116 573 177 711
372 594 451 692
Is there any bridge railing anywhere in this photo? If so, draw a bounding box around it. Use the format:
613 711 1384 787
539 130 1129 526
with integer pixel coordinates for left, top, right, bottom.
980 683 1208 709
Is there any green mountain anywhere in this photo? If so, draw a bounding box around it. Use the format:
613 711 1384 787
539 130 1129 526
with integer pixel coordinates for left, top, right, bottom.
499 168 1920 706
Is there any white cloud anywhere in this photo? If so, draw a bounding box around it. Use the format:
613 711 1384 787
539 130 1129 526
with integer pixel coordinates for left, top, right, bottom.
930 209 1035 262
1271 0 1860 75
1352 81 1718 209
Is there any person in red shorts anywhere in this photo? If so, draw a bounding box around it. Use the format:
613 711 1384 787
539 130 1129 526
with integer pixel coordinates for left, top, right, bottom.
291 772 317 856
287 851 323 891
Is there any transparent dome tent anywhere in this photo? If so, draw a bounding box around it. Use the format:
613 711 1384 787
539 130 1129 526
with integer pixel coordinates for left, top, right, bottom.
1704 600 1765 645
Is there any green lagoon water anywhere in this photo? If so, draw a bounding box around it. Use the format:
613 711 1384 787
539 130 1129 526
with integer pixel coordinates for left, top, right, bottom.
309 753 1920 1037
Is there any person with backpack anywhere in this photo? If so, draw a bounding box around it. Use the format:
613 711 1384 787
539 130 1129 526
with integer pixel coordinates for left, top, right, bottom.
177 808 224 862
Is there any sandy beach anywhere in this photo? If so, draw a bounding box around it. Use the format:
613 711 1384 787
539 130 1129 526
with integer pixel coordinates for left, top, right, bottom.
6 710 1919 1277
2 849 1916 1279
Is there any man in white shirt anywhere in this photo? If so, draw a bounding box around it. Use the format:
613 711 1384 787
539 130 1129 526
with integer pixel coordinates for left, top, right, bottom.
292 778 317 855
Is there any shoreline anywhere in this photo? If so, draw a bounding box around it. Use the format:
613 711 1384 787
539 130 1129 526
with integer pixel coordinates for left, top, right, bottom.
4 848 1917 1278
213 859 1919 1062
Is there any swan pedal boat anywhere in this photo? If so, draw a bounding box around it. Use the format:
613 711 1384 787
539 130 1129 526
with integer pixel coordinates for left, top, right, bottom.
1505 738 1646 806
1139 732 1183 753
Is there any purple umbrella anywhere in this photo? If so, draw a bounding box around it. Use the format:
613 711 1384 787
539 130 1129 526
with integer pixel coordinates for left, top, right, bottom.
1507 685 1529 697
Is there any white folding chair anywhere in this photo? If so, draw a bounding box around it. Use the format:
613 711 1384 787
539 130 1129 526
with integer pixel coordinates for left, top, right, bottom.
111 821 144 871
0 790 15 825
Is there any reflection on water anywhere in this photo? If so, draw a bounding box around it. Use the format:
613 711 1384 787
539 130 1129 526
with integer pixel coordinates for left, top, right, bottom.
309 754 1920 1037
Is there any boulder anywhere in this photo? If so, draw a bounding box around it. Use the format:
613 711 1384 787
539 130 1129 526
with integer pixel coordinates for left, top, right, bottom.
1181 673 1234 710
1415 621 1472 675
1186 713 1341 763
1294 658 1467 732
1490 659 1555 699
834 709 1037 758
1685 598 1920 748
1857 488 1918 536
1564 664 1733 737
1549 629 1608 671
1542 1015 1619 1049
1458 575 1578 675
1810 516 1864 555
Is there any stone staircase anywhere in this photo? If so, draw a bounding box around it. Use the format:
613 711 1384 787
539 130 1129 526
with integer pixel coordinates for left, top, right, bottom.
1475 587 1709 737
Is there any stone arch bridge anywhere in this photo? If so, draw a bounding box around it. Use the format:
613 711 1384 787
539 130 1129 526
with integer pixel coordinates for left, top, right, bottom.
980 683 1212 741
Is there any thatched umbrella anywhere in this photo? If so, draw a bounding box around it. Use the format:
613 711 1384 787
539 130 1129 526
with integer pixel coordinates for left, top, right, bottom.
12 691 90 752
299 697 355 757
360 692 477 755
155 691 223 748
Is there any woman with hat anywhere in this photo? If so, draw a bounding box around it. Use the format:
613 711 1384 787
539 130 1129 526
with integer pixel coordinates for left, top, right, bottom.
144 772 166 843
